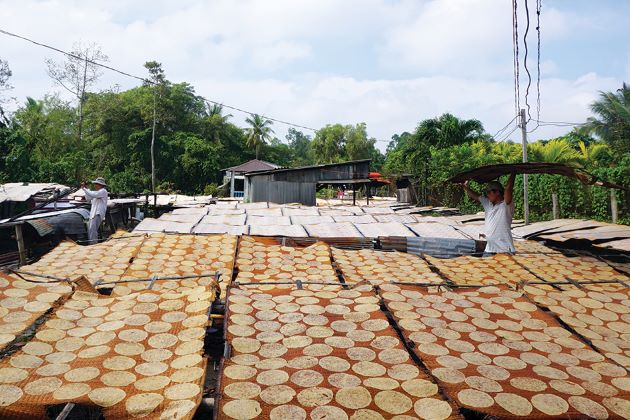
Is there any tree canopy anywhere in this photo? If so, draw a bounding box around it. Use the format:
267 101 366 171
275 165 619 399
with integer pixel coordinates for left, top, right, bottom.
0 53 627 223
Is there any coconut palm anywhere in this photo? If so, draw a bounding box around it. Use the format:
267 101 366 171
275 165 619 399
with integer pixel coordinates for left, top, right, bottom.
583 83 630 154
245 114 274 159
209 104 232 122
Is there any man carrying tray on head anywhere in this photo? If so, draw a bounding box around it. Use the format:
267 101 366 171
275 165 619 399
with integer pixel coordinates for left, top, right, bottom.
81 177 109 244
461 173 516 256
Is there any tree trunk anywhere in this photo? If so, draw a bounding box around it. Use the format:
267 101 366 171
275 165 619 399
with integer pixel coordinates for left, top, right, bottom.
151 91 157 193
256 143 260 160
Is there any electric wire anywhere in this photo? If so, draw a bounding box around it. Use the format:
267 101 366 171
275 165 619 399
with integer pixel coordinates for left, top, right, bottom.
498 125 520 142
492 115 518 139
512 0 521 117
536 0 542 122
523 0 533 121
0 28 318 132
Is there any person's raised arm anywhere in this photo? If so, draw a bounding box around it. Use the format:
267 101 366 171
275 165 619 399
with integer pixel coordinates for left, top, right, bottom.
504 172 516 205
462 180 481 202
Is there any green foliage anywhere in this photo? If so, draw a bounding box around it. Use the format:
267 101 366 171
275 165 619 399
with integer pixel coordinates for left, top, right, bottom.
1 69 627 225
245 114 274 159
311 123 384 169
583 82 630 155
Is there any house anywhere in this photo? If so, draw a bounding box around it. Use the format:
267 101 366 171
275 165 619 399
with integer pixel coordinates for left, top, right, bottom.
222 159 280 198
244 159 372 206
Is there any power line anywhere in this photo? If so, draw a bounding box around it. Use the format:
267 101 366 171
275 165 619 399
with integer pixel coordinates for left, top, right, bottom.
535 0 542 122
512 0 521 117
498 125 520 142
534 120 587 126
492 115 518 139
523 0 533 121
0 28 318 132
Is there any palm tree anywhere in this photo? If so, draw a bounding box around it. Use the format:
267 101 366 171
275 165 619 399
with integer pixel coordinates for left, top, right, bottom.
583 83 630 154
528 139 581 165
417 113 485 148
577 141 611 168
245 114 274 159
209 104 233 122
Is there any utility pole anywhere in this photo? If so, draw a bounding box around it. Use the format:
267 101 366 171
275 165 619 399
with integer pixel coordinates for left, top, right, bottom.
520 109 529 225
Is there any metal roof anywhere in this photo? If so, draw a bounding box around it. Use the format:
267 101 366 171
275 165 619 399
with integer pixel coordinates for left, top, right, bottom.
243 158 371 176
221 159 280 173
0 182 69 203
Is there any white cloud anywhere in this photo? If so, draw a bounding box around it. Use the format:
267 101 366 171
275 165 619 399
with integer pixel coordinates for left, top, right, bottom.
0 0 626 153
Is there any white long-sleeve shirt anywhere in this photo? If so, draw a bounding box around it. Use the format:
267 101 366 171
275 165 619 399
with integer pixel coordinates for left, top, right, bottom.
82 187 108 219
479 196 515 253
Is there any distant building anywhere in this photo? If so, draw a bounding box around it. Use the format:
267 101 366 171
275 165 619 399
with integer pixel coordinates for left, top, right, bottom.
244 159 372 206
222 160 280 198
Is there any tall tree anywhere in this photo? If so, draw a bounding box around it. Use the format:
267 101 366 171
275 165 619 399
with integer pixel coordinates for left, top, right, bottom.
46 43 109 145
286 128 313 166
0 58 13 127
584 83 630 155
245 114 274 159
144 61 168 192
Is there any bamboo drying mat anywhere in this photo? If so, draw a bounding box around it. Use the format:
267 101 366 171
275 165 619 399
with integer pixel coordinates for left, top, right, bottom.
523 283 630 368
332 247 443 285
217 283 460 419
425 254 539 287
111 233 236 298
20 235 145 284
379 283 630 419
235 236 338 284
514 253 629 284
0 286 212 419
0 273 73 350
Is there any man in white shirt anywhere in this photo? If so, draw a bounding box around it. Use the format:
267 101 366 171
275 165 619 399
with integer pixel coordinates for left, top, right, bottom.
81 177 108 244
462 173 516 255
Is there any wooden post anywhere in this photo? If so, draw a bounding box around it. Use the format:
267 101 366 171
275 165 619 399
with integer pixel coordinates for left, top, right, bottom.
552 191 559 219
15 224 26 266
611 189 618 224
352 183 356 206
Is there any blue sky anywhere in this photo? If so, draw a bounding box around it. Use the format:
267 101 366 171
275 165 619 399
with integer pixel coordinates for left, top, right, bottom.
1 0 628 150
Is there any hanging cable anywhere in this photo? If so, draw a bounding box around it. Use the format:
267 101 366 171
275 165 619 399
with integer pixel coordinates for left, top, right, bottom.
512 0 521 117
0 28 318 132
492 115 518 139
535 0 542 122
498 125 520 142
523 0 533 121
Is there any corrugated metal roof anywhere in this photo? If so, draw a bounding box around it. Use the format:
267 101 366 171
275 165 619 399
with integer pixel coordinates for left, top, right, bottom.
355 221 415 238
192 223 248 235
246 215 292 226
406 222 469 239
331 214 377 224
303 222 364 238
133 218 195 233
222 159 280 173
199 214 247 226
248 224 308 237
0 182 69 203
